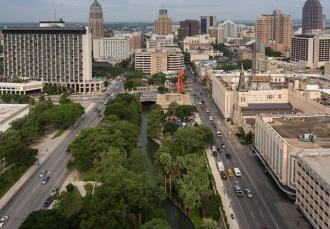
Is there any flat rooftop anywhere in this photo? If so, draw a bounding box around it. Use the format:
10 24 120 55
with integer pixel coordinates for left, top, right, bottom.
301 154 330 185
270 116 330 149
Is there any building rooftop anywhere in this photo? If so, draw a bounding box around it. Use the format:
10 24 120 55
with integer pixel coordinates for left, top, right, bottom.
300 154 330 185
270 115 330 149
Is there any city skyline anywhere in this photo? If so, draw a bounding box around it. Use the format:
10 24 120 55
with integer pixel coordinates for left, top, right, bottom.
0 0 329 23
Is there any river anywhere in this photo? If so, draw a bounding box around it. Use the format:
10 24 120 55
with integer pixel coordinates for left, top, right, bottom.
138 103 194 229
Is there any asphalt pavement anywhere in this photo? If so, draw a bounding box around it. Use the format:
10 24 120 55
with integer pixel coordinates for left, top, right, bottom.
0 78 124 229
187 69 311 229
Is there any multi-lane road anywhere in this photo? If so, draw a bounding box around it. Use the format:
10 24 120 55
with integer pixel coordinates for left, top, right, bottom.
187 69 311 229
0 78 123 228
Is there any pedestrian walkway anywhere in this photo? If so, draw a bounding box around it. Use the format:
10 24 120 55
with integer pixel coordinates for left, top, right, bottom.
195 113 240 229
60 170 101 197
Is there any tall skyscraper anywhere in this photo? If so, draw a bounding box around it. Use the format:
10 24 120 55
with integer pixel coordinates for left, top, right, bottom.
154 9 172 35
302 0 323 34
178 20 200 40
200 16 216 34
88 0 104 38
256 10 292 55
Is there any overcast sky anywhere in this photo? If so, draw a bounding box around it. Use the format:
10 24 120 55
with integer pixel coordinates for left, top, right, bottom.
0 0 329 23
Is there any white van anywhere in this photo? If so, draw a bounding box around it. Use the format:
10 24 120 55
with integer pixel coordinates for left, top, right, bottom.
209 116 213 121
233 168 241 177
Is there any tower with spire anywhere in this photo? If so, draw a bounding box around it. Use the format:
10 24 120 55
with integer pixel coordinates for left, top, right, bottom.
89 0 104 38
237 64 248 92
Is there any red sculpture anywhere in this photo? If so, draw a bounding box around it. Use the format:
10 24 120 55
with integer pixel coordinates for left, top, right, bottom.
176 69 184 93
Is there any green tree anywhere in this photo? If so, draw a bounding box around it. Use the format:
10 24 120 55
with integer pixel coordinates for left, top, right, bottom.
213 43 234 58
163 122 179 135
140 218 171 229
202 194 221 220
265 47 282 57
57 187 83 218
149 73 166 86
125 148 151 175
20 209 69 229
201 218 218 229
59 93 72 105
240 59 252 70
47 103 84 129
175 105 197 118
147 105 163 138
43 84 58 95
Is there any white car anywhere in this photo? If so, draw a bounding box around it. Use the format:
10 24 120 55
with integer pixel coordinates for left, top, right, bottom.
39 170 48 178
0 216 8 228
245 189 253 198
216 131 222 137
205 109 210 113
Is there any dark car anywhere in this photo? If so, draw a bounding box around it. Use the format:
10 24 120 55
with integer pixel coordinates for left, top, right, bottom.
225 153 231 159
43 196 52 208
217 147 222 153
220 171 227 180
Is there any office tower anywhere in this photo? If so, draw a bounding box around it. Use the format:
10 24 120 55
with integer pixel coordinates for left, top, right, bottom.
200 16 216 34
256 10 292 55
2 21 103 93
178 20 200 40
89 0 104 38
291 33 330 69
220 20 238 38
302 0 323 34
154 9 172 35
208 26 225 43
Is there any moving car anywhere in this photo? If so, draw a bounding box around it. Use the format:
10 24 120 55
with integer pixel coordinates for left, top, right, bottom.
217 161 225 172
39 170 48 178
42 176 50 185
225 153 231 159
50 187 59 197
209 116 213 121
221 143 226 148
245 188 253 198
226 169 234 177
211 145 217 152
216 131 222 137
233 168 241 177
0 216 8 228
234 185 244 197
205 108 210 113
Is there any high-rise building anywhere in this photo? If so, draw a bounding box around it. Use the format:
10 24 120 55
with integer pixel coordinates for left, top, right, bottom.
89 0 104 38
201 16 216 34
302 0 324 34
256 10 292 55
2 21 104 93
135 48 183 75
178 20 200 40
220 20 238 38
291 33 330 69
93 32 141 62
154 9 172 35
208 26 225 43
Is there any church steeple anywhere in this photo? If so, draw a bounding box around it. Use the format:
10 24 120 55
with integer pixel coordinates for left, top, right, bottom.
237 64 248 92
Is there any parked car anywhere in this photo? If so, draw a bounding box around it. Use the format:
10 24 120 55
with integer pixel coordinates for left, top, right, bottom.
50 187 59 197
39 170 48 178
220 171 227 180
245 188 253 198
225 153 231 159
0 216 8 228
43 196 53 208
209 116 213 121
221 143 226 148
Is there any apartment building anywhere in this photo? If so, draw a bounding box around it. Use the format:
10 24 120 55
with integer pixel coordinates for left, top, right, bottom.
146 34 175 49
93 32 141 62
2 21 104 93
296 153 330 229
135 48 183 75
256 10 292 55
291 33 330 69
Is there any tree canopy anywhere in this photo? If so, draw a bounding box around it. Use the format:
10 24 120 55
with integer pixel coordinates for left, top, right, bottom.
20 209 69 229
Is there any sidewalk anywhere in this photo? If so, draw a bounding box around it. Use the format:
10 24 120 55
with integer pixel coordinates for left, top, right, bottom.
195 114 240 229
